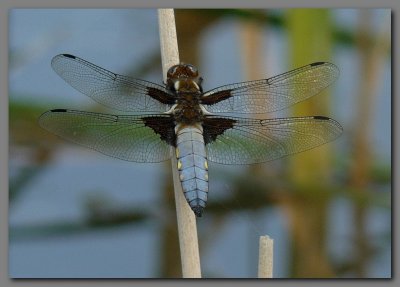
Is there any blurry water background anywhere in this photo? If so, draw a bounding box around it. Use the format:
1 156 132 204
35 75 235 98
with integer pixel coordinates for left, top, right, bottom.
9 9 391 278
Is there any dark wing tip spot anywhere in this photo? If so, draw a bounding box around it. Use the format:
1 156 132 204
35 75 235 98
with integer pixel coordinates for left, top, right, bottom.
51 109 68 113
310 62 326 66
312 116 343 130
313 115 330 120
61 54 76 59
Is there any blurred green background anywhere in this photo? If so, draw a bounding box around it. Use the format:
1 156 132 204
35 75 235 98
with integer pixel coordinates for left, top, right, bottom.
9 9 391 278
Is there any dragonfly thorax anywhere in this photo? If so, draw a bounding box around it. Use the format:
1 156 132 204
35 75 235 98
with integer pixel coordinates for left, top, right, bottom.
172 92 205 124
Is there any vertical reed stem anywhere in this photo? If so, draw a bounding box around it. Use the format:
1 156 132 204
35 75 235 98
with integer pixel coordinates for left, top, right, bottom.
158 9 201 278
258 235 274 278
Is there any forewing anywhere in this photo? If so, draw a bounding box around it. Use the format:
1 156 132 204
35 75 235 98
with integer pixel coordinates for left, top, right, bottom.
39 109 175 163
201 62 339 114
203 116 343 164
51 54 175 113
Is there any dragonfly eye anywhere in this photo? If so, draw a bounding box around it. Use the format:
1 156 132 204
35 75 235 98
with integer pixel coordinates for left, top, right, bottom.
167 64 199 79
185 64 198 77
166 65 178 79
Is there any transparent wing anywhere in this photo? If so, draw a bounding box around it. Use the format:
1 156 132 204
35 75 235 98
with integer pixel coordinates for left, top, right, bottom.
204 115 343 164
51 54 174 113
201 62 339 114
39 109 174 163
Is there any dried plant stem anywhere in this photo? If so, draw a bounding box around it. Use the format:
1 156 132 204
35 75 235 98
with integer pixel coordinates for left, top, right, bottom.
258 235 274 278
158 9 201 278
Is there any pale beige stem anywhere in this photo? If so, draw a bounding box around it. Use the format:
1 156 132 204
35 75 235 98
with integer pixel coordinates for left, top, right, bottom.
258 235 274 278
157 9 201 278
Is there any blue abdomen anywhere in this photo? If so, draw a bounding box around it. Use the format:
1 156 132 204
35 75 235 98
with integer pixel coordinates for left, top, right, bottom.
175 124 209 217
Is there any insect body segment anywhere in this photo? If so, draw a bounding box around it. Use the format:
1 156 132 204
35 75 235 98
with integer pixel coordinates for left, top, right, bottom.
175 124 209 217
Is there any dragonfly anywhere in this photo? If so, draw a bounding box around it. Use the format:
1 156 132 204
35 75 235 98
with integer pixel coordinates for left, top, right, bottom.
39 54 343 217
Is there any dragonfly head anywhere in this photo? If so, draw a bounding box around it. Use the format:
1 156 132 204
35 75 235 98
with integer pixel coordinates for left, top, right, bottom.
166 63 203 93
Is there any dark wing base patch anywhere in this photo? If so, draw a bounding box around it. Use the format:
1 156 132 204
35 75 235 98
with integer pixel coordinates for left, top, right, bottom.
147 87 176 105
143 116 176 146
203 117 237 145
200 89 232 105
